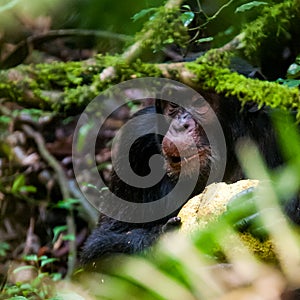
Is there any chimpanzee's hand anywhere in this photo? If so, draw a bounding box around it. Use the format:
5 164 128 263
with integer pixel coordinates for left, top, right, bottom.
161 216 182 233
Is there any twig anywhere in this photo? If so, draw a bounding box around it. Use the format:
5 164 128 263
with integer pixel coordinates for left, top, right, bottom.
189 0 236 43
1 29 132 69
22 124 76 279
23 217 35 255
216 32 245 52
125 0 184 61
69 179 98 226
29 29 132 43
22 125 69 199
207 0 235 23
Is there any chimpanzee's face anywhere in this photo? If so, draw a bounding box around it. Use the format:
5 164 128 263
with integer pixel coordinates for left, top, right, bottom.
158 95 218 180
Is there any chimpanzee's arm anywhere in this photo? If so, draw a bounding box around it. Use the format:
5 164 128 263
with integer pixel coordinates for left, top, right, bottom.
80 216 163 264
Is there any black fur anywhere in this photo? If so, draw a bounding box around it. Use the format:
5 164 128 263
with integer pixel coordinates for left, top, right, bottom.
80 88 300 266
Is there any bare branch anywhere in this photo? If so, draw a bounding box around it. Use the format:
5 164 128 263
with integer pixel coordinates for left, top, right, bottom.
22 125 76 279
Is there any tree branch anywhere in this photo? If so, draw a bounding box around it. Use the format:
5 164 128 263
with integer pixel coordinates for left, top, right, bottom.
22 124 76 279
100 0 184 80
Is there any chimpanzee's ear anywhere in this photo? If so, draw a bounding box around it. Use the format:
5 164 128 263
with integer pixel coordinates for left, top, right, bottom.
248 69 267 80
230 57 267 80
245 101 264 113
229 57 266 112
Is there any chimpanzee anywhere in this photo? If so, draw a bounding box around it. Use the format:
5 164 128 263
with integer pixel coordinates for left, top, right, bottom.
80 67 300 266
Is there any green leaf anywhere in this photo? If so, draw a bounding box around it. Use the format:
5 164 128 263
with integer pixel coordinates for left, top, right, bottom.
287 63 300 78
55 198 79 209
11 174 26 194
163 38 174 44
0 0 20 13
277 78 300 88
38 255 48 260
37 272 47 279
63 234 76 241
83 183 99 190
40 258 58 267
0 242 10 257
52 225 68 243
23 254 38 262
0 115 11 124
182 5 192 11
196 37 214 44
272 111 300 166
284 80 300 88
51 272 62 281
13 108 44 122
13 265 36 274
77 122 94 152
131 8 158 22
180 11 195 27
19 185 37 193
235 1 268 13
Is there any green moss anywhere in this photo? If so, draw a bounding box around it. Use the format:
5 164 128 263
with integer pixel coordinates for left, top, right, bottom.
117 58 163 79
212 232 277 263
242 0 300 59
33 61 82 88
193 225 277 263
0 69 26 103
57 59 162 112
0 82 22 103
0 60 102 111
195 49 232 68
136 7 189 52
205 231 277 263
239 233 277 263
187 62 300 119
0 55 162 112
1 47 299 116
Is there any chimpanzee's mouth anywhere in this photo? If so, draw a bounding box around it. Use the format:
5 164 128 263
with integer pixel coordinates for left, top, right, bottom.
169 153 199 167
170 156 181 164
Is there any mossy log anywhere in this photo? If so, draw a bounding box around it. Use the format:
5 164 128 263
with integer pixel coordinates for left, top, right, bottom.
0 53 299 118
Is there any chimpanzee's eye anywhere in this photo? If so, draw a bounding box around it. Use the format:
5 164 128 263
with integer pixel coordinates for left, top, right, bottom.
166 102 179 116
169 102 178 108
